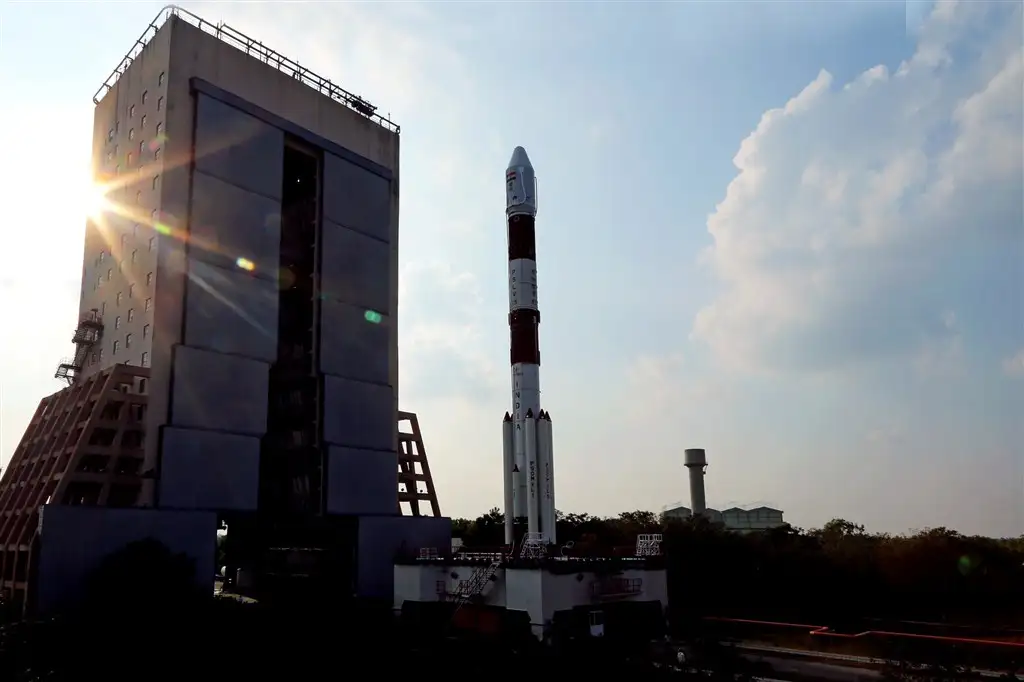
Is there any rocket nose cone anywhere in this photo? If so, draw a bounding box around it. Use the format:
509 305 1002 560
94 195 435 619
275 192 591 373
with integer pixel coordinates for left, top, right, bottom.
507 146 533 171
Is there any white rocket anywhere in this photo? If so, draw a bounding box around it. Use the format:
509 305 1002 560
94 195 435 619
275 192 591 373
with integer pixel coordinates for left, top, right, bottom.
502 146 556 546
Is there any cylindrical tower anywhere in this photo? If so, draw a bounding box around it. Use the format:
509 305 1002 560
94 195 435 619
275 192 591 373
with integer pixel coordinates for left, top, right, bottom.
684 448 708 517
505 146 540 524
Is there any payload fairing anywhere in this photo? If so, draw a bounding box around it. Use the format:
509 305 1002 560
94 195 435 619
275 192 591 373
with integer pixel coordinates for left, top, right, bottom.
502 146 556 546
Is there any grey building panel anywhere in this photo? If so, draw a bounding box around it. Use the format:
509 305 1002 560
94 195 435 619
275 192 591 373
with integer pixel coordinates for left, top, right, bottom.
325 447 398 515
193 93 284 200
188 171 281 278
36 506 216 615
191 79 393 181
356 516 452 600
322 153 391 242
322 375 393 451
320 220 391 314
159 427 261 511
170 345 270 436
184 258 279 362
319 300 390 385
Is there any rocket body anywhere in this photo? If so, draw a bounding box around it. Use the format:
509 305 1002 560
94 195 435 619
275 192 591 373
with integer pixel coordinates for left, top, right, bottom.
503 146 556 546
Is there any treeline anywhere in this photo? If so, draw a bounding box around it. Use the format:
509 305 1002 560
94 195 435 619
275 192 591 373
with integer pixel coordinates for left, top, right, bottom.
453 510 1024 628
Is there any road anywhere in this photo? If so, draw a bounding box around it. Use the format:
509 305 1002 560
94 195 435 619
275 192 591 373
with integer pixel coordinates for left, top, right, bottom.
738 644 1022 681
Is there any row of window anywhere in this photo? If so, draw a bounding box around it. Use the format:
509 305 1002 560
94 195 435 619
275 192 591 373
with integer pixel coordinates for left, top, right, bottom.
95 234 156 268
106 72 165 143
92 347 150 368
97 294 152 317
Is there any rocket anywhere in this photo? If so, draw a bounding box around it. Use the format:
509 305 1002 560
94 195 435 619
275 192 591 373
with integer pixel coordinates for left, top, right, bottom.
502 146 556 547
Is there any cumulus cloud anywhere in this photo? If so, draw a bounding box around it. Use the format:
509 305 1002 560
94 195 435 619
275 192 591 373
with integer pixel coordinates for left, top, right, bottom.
693 1 1023 374
398 262 504 405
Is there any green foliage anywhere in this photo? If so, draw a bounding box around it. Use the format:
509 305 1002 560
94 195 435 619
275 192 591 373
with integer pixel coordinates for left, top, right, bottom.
452 511 1024 627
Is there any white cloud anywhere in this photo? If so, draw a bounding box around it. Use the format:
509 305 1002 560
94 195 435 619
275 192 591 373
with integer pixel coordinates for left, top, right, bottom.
399 262 504 405
692 1 1023 374
1003 348 1024 378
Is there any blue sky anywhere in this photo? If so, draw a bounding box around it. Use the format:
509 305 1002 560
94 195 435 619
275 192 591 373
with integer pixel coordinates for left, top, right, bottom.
1 1 1020 536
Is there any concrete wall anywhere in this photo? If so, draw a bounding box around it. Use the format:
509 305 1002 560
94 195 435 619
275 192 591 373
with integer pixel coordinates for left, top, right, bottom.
392 563 668 636
35 505 216 614
123 15 402 512
357 515 451 600
81 20 173 379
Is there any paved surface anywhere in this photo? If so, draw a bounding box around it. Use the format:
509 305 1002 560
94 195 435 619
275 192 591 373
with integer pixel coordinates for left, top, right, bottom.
739 643 1022 680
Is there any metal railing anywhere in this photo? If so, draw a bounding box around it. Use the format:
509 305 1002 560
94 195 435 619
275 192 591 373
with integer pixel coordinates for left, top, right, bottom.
92 4 399 133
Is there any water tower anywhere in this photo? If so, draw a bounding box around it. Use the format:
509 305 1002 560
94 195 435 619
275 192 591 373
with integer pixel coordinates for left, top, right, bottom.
684 448 708 517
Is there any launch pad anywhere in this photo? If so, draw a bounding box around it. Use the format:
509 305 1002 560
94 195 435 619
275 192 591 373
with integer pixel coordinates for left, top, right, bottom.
395 533 668 642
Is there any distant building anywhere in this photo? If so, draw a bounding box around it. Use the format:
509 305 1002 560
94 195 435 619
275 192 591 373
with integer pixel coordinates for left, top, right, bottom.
663 505 786 534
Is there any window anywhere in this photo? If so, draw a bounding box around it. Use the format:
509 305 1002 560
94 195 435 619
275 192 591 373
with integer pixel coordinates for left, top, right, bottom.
144 298 152 312
153 148 161 160
157 96 163 111
142 91 148 104
114 316 121 330
96 275 102 289
146 272 153 286
131 249 137 263
99 349 105 362
113 340 120 354
129 105 135 118
139 141 145 155
127 308 135 322
120 234 127 248
118 260 123 273
101 302 106 315
108 128 114 141
115 164 120 175
127 152 133 166
129 283 136 298
125 333 133 349
141 114 147 129
133 223 139 236
116 292 123 306
135 191 142 204
156 122 163 136
106 268 112 281
141 352 150 368
158 72 165 85
129 128 135 141
99 251 106 263
91 352 97 364
150 209 158 222
143 324 150 339
152 175 159 190
148 237 155 251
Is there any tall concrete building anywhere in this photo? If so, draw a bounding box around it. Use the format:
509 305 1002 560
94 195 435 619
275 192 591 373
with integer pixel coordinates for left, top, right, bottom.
0 7 447 615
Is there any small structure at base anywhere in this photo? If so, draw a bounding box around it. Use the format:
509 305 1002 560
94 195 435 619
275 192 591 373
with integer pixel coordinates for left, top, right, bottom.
395 533 668 644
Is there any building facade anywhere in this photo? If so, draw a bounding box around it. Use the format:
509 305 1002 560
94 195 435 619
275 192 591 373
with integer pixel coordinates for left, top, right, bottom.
662 505 786 534
1 7 448 615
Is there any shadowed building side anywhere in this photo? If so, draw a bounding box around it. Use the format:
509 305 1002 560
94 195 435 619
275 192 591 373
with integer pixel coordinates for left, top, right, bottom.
0 363 152 615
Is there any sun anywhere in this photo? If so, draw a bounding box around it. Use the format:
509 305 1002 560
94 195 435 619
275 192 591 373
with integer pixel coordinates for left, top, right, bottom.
78 179 113 221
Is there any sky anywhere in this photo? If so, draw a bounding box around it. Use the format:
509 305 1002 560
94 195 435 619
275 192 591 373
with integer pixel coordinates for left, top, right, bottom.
0 0 1021 537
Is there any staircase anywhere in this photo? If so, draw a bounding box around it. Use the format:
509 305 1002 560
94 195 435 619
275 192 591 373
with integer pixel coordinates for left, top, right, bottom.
55 312 104 385
450 559 501 609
